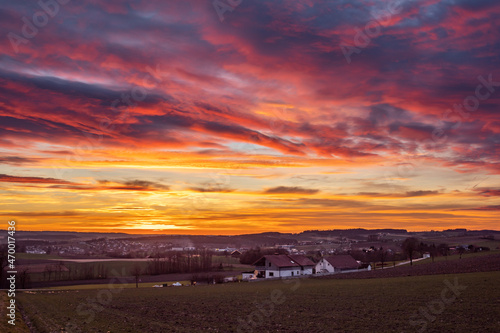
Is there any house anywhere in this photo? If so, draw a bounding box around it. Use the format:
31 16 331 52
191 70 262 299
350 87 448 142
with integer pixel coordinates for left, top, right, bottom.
315 255 360 274
231 250 242 258
253 255 315 278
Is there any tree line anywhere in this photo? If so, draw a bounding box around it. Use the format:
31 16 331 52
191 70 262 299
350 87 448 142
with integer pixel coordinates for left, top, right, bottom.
145 250 213 275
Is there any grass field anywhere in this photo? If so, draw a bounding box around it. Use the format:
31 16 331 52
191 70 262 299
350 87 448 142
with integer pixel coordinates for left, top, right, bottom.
21 254 244 284
17 270 500 332
212 255 241 265
422 237 500 250
16 253 65 261
23 260 150 283
0 292 30 333
411 249 498 265
44 280 194 290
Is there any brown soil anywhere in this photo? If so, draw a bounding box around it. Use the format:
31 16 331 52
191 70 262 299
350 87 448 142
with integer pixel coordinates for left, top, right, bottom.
315 252 500 280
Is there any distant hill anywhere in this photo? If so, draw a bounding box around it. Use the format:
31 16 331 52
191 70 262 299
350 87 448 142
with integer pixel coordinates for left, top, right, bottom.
1 228 498 247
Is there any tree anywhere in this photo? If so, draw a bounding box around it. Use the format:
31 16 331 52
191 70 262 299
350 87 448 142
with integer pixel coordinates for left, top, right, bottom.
438 243 449 259
239 247 263 265
457 246 465 259
44 264 54 281
401 237 420 265
239 247 288 265
429 243 438 263
378 248 388 269
0 245 9 288
19 267 30 289
131 263 142 288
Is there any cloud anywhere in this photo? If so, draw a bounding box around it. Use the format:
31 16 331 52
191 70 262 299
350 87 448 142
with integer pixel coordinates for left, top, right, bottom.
263 186 319 195
121 180 170 191
356 190 440 198
476 188 500 197
405 190 440 197
0 156 39 165
296 198 367 207
0 174 74 185
189 185 234 193
0 174 170 192
0 0 499 233
0 211 80 217
98 179 170 191
459 205 500 211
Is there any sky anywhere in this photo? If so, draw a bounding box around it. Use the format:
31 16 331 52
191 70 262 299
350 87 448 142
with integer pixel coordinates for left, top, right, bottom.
0 0 499 235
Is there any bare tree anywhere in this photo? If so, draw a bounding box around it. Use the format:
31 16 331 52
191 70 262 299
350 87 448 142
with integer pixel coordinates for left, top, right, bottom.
131 263 142 288
457 246 465 259
402 237 420 266
378 248 387 269
44 264 54 281
429 243 438 263
0 245 9 288
438 243 449 260
19 267 30 289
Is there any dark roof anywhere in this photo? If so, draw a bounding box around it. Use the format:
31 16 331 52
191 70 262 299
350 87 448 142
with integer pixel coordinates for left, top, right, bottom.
324 255 359 269
288 255 315 267
254 255 300 268
253 255 314 268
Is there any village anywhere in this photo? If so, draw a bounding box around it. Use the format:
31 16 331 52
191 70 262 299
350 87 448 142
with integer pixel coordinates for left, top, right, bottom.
2 229 496 290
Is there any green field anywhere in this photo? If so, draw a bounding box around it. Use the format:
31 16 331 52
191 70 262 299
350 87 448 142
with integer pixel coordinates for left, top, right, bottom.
16 270 500 332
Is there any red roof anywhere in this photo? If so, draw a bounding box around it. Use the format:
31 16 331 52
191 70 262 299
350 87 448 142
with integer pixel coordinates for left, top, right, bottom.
324 255 359 269
287 255 315 267
254 255 315 268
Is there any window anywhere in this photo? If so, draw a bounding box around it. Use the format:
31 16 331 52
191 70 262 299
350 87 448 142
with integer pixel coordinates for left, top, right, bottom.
269 262 271 267
291 272 294 276
269 272 274 277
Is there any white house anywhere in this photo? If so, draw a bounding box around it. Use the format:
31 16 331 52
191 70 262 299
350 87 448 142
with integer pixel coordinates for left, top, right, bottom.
253 255 315 278
315 255 360 274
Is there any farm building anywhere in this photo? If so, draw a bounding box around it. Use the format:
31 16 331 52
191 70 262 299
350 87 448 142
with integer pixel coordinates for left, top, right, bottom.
315 255 360 274
253 255 315 278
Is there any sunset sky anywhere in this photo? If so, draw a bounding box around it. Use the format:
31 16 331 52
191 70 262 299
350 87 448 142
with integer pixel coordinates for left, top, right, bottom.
0 0 499 234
